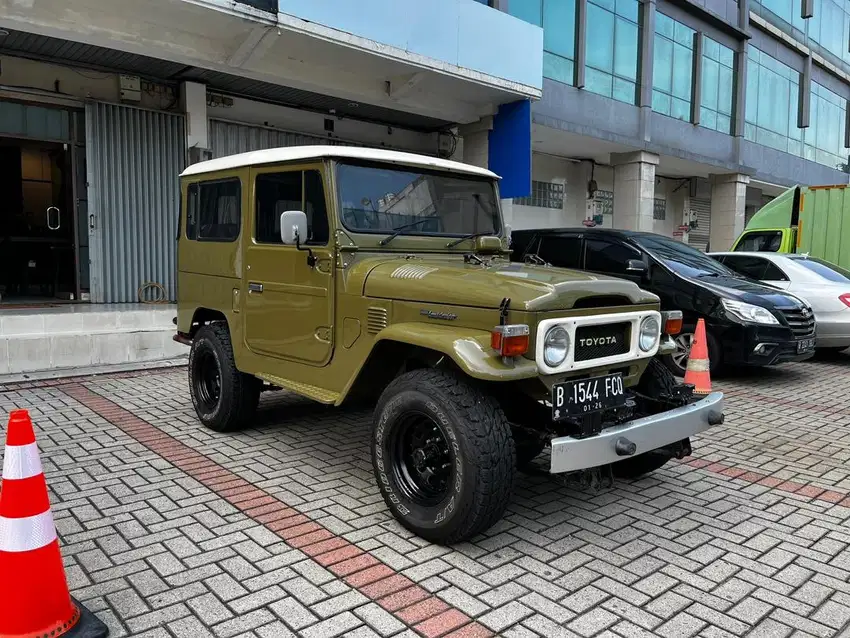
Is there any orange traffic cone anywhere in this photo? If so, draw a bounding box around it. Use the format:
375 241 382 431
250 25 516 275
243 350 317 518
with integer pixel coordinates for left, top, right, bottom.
683 319 712 394
0 409 108 638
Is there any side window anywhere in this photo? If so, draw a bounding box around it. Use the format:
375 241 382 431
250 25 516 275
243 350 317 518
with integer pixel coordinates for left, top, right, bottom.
762 262 789 281
194 179 241 242
735 231 782 252
255 170 329 245
185 183 198 240
584 238 642 275
723 256 768 280
537 235 582 268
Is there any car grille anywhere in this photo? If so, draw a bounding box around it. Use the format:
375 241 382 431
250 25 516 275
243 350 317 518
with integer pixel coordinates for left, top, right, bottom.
779 307 816 338
574 323 629 362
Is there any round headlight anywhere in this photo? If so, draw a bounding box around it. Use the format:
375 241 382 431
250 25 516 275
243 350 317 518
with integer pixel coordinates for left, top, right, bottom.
639 317 660 352
544 326 569 367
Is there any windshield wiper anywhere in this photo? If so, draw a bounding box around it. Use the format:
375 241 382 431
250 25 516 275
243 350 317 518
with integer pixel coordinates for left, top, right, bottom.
379 218 434 246
696 273 723 278
446 232 494 248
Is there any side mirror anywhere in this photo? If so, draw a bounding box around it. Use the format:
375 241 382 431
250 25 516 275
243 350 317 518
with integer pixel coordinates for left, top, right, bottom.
626 259 648 275
280 210 308 245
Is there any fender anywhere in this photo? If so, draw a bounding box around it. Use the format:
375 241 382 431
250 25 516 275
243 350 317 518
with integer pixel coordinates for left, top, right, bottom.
374 322 539 381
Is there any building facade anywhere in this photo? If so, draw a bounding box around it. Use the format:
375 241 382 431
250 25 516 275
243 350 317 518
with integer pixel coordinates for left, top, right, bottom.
497 0 850 251
0 0 541 305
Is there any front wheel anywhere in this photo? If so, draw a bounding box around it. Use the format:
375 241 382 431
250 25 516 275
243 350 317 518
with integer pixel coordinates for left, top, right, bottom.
372 370 516 544
662 325 722 377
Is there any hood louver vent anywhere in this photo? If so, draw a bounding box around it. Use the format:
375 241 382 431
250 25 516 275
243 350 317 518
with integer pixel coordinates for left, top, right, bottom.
367 307 389 334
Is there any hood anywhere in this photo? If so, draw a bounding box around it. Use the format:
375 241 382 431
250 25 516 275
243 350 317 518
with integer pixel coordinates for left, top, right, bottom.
689 274 806 309
361 257 658 311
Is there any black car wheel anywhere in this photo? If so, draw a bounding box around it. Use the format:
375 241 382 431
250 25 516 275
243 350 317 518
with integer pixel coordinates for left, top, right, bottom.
663 325 721 377
189 323 260 433
372 369 516 544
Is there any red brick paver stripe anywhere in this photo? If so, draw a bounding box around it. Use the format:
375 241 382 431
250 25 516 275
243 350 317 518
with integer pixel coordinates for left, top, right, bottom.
61 383 492 638
0 365 178 392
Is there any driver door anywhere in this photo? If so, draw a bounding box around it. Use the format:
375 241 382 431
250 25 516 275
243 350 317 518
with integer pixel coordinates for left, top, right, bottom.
243 165 334 366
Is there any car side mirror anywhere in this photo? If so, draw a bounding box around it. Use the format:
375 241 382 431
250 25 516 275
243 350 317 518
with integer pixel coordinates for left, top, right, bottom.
626 259 648 275
280 210 316 267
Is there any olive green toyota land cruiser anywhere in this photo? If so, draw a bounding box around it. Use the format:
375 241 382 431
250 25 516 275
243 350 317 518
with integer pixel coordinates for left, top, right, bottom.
176 146 725 544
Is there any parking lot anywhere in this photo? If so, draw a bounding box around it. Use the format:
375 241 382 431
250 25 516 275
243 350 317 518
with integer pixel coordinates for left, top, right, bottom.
2 355 850 638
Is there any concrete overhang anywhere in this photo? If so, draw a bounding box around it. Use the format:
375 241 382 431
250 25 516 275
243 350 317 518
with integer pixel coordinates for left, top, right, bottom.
0 0 543 126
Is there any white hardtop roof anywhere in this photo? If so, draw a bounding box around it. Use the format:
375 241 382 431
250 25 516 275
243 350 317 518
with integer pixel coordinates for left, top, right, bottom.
180 145 500 179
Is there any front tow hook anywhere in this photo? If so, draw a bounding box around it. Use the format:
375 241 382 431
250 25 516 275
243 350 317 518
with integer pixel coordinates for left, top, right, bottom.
614 437 637 457
708 411 725 426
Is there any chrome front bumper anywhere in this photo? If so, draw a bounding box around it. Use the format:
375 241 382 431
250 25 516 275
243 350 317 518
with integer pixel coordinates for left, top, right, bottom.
549 392 724 474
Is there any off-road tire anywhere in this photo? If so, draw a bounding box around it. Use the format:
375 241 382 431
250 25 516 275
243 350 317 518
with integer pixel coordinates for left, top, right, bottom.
372 369 516 544
613 358 680 479
189 323 260 433
662 324 722 377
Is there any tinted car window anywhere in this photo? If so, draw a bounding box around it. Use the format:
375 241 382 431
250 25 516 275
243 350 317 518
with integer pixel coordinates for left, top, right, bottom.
735 231 783 252
537 235 582 268
187 179 241 242
722 255 770 280
585 238 642 275
791 257 850 282
762 262 789 281
633 234 734 278
255 170 329 245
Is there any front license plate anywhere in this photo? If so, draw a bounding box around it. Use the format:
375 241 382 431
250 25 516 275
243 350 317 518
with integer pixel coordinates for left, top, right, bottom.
552 373 626 420
797 338 816 353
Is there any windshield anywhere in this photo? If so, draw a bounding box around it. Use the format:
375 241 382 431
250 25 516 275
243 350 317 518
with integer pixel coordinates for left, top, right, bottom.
633 234 736 278
336 161 500 239
790 256 850 282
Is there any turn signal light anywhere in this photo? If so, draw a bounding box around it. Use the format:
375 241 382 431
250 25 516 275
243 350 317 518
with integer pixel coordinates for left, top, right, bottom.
491 324 530 357
840 293 850 308
661 310 683 335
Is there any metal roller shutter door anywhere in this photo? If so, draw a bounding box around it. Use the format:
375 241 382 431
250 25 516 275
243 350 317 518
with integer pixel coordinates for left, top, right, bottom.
689 198 712 251
209 120 355 158
86 102 186 303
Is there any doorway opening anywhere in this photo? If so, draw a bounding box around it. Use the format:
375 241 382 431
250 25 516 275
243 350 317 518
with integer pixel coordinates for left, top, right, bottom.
0 137 77 304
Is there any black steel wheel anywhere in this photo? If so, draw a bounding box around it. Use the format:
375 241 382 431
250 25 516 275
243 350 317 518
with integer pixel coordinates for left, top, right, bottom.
188 323 260 433
372 369 516 544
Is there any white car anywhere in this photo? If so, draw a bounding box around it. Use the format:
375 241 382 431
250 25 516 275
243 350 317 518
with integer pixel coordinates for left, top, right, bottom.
709 252 850 352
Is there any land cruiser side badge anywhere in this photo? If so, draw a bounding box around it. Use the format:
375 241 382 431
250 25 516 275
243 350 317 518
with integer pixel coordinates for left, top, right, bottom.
420 309 458 321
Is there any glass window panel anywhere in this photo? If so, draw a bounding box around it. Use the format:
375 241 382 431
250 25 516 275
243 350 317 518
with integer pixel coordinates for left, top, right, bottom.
672 43 693 100
544 0 576 58
702 58 719 111
585 67 614 97
704 37 720 62
717 113 732 134
653 36 674 92
718 65 733 115
656 12 674 38
745 59 759 124
586 4 615 73
615 0 639 21
614 17 639 80
762 0 794 23
701 107 718 130
590 0 616 11
674 21 694 46
613 77 636 103
745 122 757 141
543 52 575 84
653 90 672 114
718 45 734 68
672 97 691 121
509 0 542 25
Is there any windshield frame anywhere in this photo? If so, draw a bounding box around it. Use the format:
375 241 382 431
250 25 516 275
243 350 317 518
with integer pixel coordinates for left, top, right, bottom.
631 233 739 279
332 159 503 245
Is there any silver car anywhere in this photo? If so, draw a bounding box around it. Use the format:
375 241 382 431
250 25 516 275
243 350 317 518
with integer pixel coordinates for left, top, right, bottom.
709 252 850 352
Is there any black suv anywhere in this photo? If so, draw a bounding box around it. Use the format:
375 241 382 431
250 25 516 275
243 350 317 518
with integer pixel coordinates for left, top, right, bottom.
510 227 817 375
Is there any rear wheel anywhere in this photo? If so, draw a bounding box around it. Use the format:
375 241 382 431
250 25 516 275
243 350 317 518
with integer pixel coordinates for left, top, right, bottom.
663 325 722 377
372 369 516 544
613 359 684 479
189 324 260 432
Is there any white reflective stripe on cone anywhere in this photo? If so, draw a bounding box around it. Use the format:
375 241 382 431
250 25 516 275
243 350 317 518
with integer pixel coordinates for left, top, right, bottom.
2 442 43 480
0 510 57 553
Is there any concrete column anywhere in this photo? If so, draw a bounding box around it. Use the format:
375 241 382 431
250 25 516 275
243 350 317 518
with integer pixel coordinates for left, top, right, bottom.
611 151 660 232
458 117 493 170
181 81 209 164
709 173 750 251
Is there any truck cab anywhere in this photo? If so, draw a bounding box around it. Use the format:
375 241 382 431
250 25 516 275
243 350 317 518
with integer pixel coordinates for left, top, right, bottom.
176 146 724 544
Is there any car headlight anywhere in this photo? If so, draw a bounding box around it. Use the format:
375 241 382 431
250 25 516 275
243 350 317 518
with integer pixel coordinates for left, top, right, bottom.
543 326 569 367
639 317 660 352
721 299 779 325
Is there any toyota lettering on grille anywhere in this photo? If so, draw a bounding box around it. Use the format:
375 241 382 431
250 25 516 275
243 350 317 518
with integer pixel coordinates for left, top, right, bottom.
578 336 618 347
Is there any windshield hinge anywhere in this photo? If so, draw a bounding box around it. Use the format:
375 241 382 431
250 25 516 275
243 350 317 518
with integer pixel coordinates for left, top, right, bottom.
499 297 511 325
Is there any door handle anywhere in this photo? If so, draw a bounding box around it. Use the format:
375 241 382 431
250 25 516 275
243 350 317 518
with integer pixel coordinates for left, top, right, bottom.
47 207 60 230
248 282 263 293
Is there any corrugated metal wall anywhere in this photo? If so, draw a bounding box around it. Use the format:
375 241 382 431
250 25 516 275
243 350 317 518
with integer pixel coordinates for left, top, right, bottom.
688 198 712 251
209 119 356 158
86 103 186 303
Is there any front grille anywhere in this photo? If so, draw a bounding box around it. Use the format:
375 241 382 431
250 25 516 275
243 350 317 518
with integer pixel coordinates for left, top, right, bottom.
574 323 629 361
778 307 816 338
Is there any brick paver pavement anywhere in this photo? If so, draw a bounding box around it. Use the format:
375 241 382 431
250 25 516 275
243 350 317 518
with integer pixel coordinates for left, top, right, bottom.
2 354 850 637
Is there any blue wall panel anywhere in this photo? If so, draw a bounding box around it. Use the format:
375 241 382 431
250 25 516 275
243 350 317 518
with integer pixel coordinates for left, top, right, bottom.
489 100 532 199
